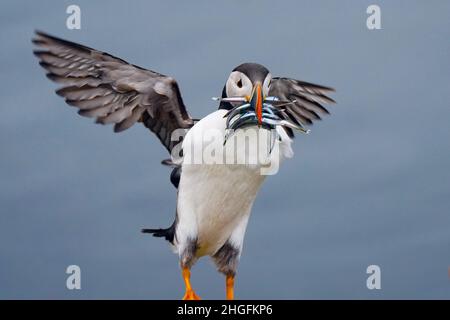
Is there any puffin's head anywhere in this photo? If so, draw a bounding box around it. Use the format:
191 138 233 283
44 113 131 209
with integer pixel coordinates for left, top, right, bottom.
218 62 309 140
220 62 272 113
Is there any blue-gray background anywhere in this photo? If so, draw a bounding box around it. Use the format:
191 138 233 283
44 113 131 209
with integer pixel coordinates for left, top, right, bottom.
1 0 449 299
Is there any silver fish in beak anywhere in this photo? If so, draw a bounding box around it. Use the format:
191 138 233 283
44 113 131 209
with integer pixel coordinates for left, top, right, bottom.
214 89 310 145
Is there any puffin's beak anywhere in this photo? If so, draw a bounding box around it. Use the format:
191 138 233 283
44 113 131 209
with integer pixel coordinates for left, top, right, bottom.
249 83 263 126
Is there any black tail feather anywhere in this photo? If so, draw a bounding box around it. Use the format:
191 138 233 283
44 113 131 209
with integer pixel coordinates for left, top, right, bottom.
142 221 176 244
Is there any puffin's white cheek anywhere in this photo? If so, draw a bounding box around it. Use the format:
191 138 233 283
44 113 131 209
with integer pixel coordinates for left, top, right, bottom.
240 87 251 99
227 85 250 99
229 88 248 106
226 84 239 99
225 71 253 98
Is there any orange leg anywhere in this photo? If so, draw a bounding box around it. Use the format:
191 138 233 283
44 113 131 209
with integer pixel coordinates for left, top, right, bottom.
182 267 201 300
226 274 235 300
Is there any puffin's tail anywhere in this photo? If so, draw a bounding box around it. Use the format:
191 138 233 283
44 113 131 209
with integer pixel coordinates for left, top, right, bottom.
142 220 176 244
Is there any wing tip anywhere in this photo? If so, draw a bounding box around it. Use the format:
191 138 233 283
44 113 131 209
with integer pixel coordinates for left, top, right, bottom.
325 95 337 104
32 30 53 44
113 123 127 133
55 87 67 97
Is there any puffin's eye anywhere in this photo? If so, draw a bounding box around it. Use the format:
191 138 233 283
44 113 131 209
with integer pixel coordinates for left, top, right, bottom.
236 79 243 88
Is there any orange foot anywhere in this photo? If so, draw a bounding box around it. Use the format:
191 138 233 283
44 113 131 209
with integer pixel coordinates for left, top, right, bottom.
226 274 234 300
183 289 201 300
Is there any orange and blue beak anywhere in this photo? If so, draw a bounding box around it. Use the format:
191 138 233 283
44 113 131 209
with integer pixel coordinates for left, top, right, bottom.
249 83 264 126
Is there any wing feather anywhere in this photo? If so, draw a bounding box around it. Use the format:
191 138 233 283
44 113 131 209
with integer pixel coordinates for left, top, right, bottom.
269 77 335 130
33 31 194 153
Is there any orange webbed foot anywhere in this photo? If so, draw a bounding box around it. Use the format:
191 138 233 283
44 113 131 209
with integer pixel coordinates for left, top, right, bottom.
183 289 201 300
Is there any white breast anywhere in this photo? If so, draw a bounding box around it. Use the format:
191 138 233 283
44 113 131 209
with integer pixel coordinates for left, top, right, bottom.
175 109 293 257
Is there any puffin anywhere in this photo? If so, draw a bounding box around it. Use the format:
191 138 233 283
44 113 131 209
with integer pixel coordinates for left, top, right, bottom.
33 31 335 300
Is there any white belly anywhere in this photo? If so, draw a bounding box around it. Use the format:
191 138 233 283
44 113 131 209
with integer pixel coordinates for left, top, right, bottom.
175 109 293 256
178 163 265 256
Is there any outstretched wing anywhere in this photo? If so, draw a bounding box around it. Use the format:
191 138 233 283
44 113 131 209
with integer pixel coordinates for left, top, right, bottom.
269 77 335 133
33 31 194 153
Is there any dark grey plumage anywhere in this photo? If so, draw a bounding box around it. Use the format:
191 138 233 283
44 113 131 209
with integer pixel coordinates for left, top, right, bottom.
269 77 335 126
32 30 194 153
233 62 270 83
212 241 240 276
